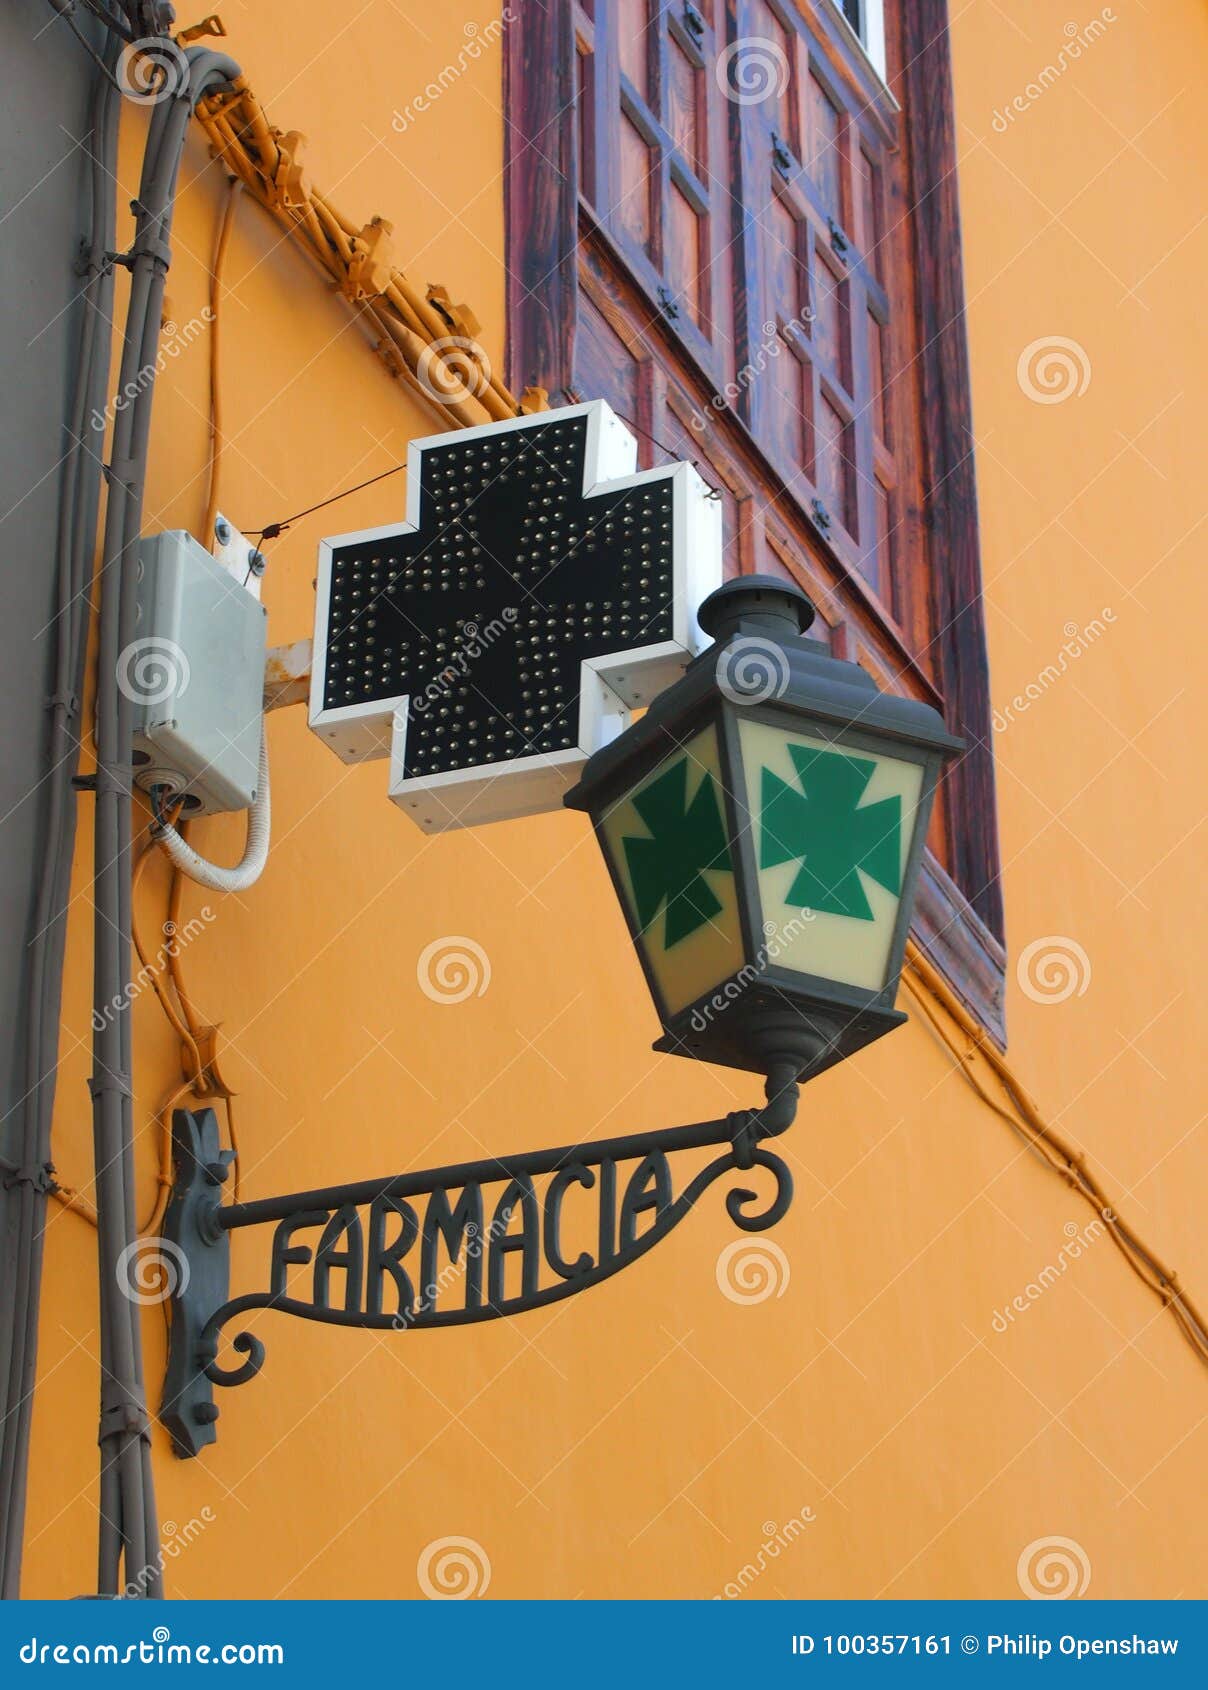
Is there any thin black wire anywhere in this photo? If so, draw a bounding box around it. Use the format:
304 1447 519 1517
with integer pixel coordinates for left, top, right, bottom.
77 0 137 41
245 406 725 551
44 2 128 88
605 409 725 499
244 460 410 547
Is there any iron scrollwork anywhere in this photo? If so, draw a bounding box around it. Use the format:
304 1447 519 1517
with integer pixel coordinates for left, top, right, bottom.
162 1069 798 1457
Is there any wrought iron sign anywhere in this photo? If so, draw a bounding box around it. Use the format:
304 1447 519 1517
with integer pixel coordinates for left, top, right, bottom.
308 401 721 830
162 1070 798 1457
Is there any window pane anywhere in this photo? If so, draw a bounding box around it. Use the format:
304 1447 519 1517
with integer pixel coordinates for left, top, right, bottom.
577 44 596 206
667 36 703 175
816 394 853 532
769 343 807 468
811 253 848 388
667 183 704 326
873 477 893 593
868 310 889 444
802 70 842 215
766 193 802 324
616 110 655 258
853 147 881 276
748 0 795 147
618 0 651 100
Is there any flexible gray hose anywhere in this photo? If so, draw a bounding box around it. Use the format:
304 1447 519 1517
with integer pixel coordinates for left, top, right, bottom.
155 725 270 892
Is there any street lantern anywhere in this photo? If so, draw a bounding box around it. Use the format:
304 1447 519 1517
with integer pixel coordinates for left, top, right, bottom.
565 575 964 1082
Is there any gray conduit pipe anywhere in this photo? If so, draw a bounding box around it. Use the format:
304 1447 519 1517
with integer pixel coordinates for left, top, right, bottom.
0 33 118 1599
89 43 242 1599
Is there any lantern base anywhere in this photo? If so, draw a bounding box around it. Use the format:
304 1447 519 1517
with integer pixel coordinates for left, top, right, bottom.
652 1000 908 1082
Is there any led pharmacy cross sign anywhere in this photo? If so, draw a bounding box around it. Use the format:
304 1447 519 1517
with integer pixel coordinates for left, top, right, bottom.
160 434 962 1459
309 401 720 829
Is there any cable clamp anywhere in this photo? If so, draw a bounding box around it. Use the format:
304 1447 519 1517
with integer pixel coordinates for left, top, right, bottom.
344 217 396 302
133 233 174 272
267 130 311 210
74 239 105 279
98 1385 152 1448
46 689 80 721
87 1074 134 1102
103 458 142 495
90 763 135 799
2 1160 57 1196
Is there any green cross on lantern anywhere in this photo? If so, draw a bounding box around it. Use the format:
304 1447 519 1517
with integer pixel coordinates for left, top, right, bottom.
622 757 732 949
759 745 902 922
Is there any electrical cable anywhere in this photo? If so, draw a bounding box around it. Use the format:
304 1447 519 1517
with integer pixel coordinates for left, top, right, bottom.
202 174 241 546
903 942 1208 1369
54 807 244 1238
131 809 206 1086
0 21 119 1599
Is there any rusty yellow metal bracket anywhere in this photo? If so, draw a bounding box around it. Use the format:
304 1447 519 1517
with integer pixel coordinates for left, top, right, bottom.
194 77 538 429
177 14 226 46
345 217 396 303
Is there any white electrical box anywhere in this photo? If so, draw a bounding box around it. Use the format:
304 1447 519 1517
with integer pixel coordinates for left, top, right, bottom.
130 531 267 817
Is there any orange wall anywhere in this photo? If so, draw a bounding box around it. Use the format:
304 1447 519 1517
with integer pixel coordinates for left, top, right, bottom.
23 1 1206 1599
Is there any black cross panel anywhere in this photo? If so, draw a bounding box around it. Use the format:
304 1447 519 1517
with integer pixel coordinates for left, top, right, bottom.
322 415 676 779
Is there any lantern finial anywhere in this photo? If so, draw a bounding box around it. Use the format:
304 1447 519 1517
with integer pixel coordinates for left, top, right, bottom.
697 573 816 645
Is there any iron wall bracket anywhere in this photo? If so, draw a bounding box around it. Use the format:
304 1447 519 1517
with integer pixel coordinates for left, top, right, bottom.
160 1069 799 1458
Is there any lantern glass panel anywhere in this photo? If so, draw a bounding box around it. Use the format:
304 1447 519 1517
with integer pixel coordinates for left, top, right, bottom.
600 724 743 1016
737 718 926 993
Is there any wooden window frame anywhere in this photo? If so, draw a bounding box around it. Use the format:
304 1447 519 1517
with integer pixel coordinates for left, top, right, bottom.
504 0 1006 1043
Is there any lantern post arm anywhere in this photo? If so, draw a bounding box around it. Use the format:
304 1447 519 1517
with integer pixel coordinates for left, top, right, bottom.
159 1072 799 1458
